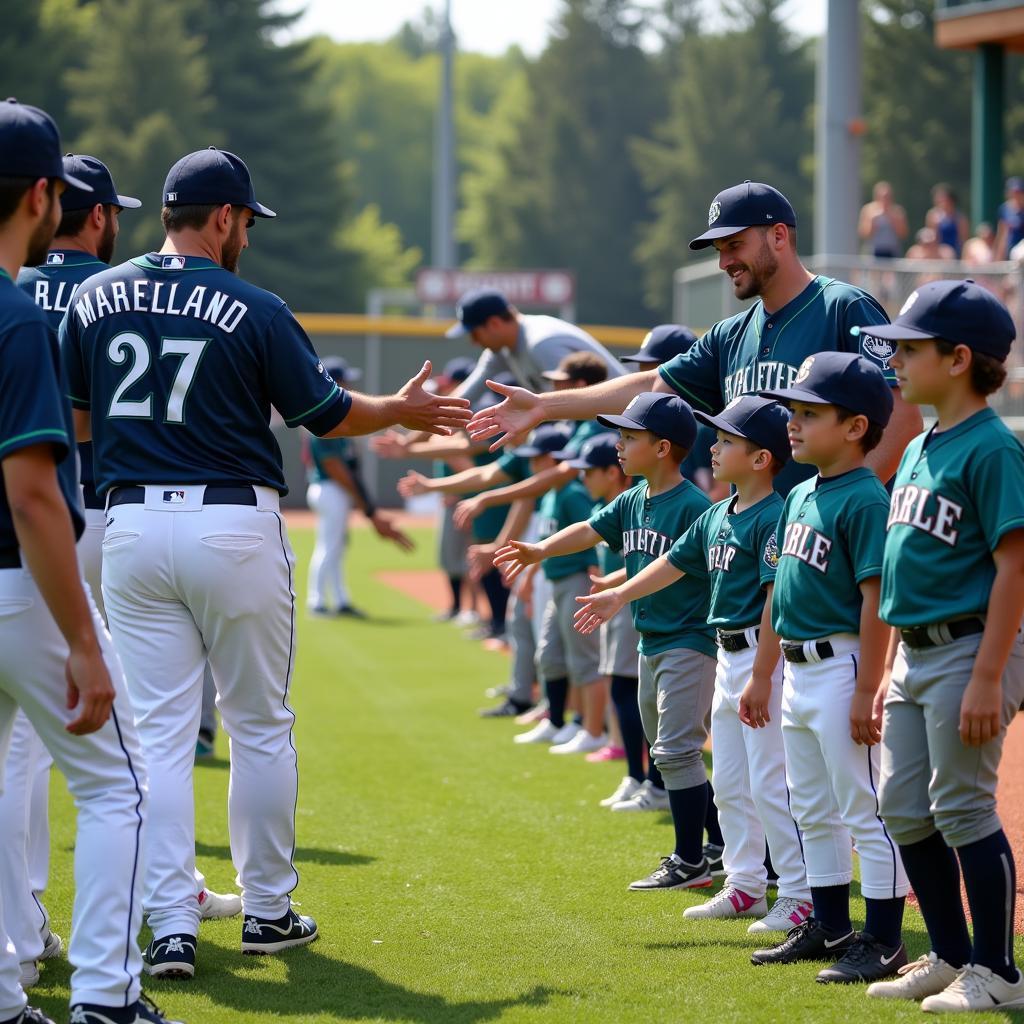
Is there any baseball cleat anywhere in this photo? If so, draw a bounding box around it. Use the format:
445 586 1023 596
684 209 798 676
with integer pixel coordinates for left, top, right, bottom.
682 886 767 920
68 995 184 1024
866 952 962 1000
920 964 1024 1013
513 719 560 744
38 929 62 960
750 918 855 966
19 960 40 989
550 730 605 755
747 896 813 934
612 779 670 812
600 776 641 807
142 933 196 979
629 854 712 891
479 698 531 718
816 932 907 983
703 843 726 877
241 908 318 954
197 887 242 920
4 1007 56 1024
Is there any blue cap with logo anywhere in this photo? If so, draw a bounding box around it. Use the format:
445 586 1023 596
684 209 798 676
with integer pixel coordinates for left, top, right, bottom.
564 432 621 470
760 351 894 428
855 279 1016 363
162 147 275 218
0 98 91 191
512 422 575 459
689 181 797 251
446 289 511 339
694 395 792 464
597 392 698 450
620 324 699 365
60 154 141 212
321 356 362 385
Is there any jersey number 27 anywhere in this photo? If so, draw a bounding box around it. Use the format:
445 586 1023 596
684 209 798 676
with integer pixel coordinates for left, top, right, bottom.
107 332 210 424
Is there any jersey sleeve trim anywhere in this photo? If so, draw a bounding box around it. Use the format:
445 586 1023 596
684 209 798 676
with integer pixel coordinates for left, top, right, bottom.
304 389 353 438
854 565 883 583
0 427 69 460
990 516 1024 549
284 385 345 427
68 392 90 409
656 364 715 412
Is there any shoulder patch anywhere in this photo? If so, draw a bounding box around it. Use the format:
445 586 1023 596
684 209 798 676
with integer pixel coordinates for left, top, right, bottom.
860 333 894 366
763 531 779 568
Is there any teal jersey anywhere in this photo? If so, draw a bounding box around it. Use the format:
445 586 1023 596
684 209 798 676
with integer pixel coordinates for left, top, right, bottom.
537 480 598 581
471 450 510 543
308 435 351 483
881 409 1024 627
495 450 529 483
592 499 626 576
772 467 889 640
668 492 784 630
563 419 606 455
589 479 715 657
657 276 892 494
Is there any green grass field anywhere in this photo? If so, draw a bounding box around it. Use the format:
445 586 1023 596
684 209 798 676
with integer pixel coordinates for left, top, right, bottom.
32 524 1024 1023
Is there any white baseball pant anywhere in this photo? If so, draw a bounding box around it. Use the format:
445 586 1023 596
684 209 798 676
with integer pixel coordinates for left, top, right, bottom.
306 479 352 611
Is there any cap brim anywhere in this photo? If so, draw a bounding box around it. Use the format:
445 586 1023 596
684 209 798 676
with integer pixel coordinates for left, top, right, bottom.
758 387 831 407
619 352 658 364
445 323 469 339
596 413 645 432
115 194 142 209
564 458 590 470
541 370 571 381
512 445 544 458
59 172 93 192
855 323 939 342
250 201 276 218
693 409 750 436
688 224 750 251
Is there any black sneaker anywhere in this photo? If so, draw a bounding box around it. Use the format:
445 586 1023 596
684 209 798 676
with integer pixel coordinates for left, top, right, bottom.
2 1008 56 1024
479 699 532 718
337 605 367 619
142 933 196 979
751 918 856 965
703 843 725 877
629 854 712 891
68 995 184 1024
241 908 318 954
816 932 908 984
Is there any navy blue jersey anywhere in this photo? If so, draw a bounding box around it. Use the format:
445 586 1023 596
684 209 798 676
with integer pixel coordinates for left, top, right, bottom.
0 271 83 551
61 253 351 496
19 249 108 506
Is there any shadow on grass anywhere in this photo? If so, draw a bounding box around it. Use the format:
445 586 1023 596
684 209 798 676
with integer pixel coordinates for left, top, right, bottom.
195 840 375 868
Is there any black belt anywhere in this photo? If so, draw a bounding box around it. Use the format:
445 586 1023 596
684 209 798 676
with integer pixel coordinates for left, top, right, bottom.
109 485 258 508
717 628 759 653
82 481 104 510
781 640 835 664
0 548 20 569
899 617 985 650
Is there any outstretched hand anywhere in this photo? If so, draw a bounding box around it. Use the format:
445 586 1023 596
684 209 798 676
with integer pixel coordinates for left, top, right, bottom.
453 496 483 530
573 589 625 635
397 361 472 436
466 379 544 452
492 540 545 583
371 429 410 459
397 470 431 499
370 510 415 552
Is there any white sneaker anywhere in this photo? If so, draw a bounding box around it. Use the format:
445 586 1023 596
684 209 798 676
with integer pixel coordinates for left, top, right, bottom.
600 776 641 807
612 779 670 812
683 886 767 920
866 952 962 1000
747 895 814 934
921 964 1024 1012
456 610 481 626
550 731 606 755
198 887 243 920
19 959 40 988
514 719 560 744
39 929 62 960
549 721 581 745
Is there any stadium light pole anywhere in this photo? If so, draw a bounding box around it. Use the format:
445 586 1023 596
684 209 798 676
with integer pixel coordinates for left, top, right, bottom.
432 0 457 270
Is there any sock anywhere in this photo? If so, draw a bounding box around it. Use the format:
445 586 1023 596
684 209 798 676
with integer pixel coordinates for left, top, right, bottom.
810 884 852 936
447 574 462 614
958 829 1019 981
647 747 665 790
704 780 724 847
480 569 509 633
864 896 905 948
610 675 644 781
898 831 970 967
667 782 708 865
545 677 569 729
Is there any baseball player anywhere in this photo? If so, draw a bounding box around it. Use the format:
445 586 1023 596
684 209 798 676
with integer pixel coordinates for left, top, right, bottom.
0 99 181 1024
60 146 471 980
861 282 1024 1011
752 353 909 984
467 182 922 490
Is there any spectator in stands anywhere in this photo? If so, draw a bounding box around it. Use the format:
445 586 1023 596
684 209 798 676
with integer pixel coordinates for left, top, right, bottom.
995 176 1024 260
926 183 968 257
906 226 956 262
963 222 996 267
859 180 909 259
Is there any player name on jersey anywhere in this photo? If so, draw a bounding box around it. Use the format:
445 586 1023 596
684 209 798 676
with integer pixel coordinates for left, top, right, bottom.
706 543 739 573
30 279 77 315
621 527 672 558
887 485 963 545
722 360 800 404
73 280 248 333
781 521 832 572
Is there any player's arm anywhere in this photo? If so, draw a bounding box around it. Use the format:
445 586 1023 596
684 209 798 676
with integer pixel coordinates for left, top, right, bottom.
573 555 684 634
589 567 627 592
850 576 887 746
467 498 535 581
739 585 782 729
493 521 601 583
72 408 91 443
960 528 1024 746
453 461 573 528
3 445 113 735
398 460 511 500
372 429 479 460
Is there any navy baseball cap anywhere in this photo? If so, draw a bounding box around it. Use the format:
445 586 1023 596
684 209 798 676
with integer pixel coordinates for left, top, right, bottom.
564 432 620 471
446 289 511 338
620 324 699 365
597 392 698 450
513 423 575 459
438 356 475 385
694 396 792 464
689 181 796 251
855 279 1016 362
321 356 362 385
162 147 275 218
760 351 894 428
0 98 91 190
60 155 141 212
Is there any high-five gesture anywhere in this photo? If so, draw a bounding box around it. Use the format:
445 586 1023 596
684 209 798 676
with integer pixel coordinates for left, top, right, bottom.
573 589 627 635
467 379 544 451
396 361 472 435
492 540 546 584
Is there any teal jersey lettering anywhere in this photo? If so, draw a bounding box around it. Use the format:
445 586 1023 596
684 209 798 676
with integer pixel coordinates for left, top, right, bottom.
537 480 598 581
881 409 1024 626
668 492 784 630
589 480 714 657
772 467 888 640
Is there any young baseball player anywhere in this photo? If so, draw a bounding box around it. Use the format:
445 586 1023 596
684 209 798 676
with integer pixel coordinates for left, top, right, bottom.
574 396 812 931
748 352 909 984
496 394 722 887
858 281 1024 1011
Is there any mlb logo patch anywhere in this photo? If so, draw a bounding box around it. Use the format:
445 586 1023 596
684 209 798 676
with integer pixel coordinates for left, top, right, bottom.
165 192 177 202
46 252 65 265
162 490 186 504
162 255 186 270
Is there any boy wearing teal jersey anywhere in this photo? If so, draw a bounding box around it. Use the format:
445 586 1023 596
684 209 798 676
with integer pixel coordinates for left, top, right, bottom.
575 397 811 932
496 394 722 889
751 352 909 986
861 281 1024 1012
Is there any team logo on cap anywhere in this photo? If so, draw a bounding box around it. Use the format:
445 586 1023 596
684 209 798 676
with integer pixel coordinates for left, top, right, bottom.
708 201 721 226
861 333 895 366
900 290 919 316
46 252 65 266
165 191 177 202
161 255 186 270
795 356 815 384
763 532 779 569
